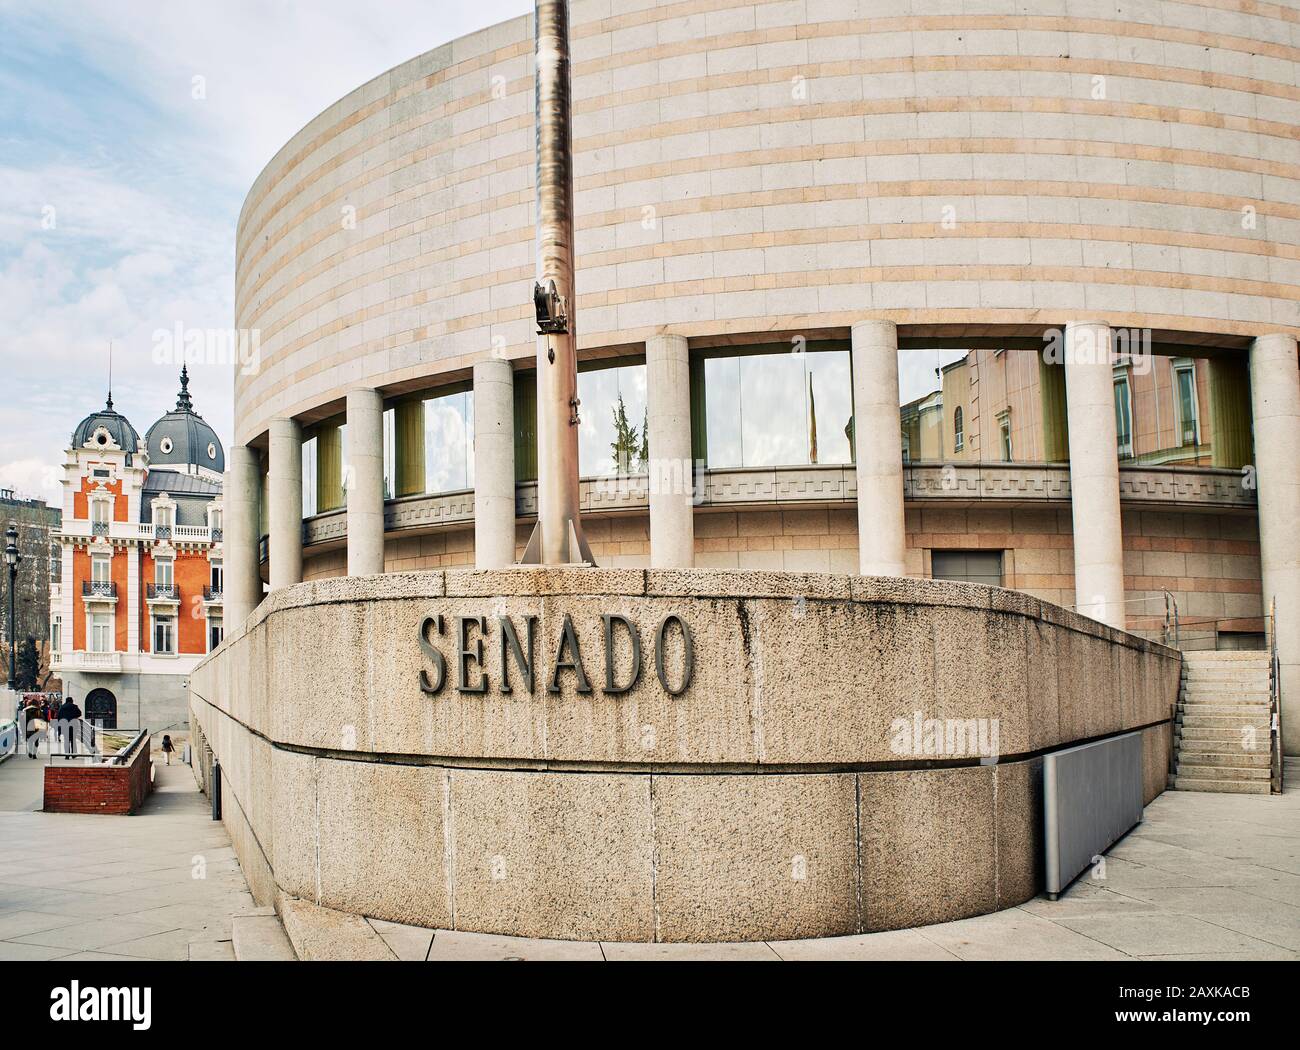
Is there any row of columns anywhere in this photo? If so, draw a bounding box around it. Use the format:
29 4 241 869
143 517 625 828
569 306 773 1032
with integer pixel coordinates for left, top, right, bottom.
220 326 1300 745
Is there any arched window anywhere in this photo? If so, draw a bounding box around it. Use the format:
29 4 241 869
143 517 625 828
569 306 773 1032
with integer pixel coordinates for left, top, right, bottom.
953 406 964 452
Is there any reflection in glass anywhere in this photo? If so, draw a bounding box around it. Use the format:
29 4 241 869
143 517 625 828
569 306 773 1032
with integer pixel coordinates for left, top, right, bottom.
703 349 852 469
578 363 647 476
390 390 474 497
423 391 474 493
904 348 1250 469
382 408 395 499
301 437 318 516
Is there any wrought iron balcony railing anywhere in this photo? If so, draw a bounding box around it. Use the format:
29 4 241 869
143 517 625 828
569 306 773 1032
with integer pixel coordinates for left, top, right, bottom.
203 586 223 602
81 580 116 598
146 582 179 601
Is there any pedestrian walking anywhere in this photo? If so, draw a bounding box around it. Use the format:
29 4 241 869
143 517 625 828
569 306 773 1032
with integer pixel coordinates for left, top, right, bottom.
161 734 175 765
23 700 44 759
57 694 81 757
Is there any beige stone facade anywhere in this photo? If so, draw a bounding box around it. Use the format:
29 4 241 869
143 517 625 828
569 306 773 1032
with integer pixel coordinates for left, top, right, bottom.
234 0 1300 443
190 569 1178 941
198 0 1300 944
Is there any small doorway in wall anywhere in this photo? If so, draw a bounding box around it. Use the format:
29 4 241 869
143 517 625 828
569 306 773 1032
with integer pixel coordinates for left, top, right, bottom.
84 688 117 729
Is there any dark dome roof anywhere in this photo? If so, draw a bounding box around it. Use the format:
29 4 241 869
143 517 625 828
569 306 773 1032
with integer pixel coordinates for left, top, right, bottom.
72 395 140 453
144 367 225 472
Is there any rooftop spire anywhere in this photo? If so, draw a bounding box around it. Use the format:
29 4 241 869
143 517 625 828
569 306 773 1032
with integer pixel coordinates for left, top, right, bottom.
175 365 193 412
106 341 113 411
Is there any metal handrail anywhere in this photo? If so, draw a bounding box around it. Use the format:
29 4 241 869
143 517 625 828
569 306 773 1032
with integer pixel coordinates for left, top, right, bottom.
111 728 148 766
1267 597 1283 794
1163 591 1179 649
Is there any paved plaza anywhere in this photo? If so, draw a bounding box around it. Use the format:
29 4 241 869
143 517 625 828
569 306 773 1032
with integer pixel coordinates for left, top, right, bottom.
0 747 1295 961
0 740 251 961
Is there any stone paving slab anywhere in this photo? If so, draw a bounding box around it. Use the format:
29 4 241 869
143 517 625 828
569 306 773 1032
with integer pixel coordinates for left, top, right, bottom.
1 742 1295 961
0 748 261 962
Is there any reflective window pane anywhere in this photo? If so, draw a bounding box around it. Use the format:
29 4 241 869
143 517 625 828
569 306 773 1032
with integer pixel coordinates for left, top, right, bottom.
703 356 741 468
423 391 474 493
702 349 853 469
578 363 647 477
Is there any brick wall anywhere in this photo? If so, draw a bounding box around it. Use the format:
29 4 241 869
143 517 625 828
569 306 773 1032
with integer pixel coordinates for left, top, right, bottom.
43 737 153 815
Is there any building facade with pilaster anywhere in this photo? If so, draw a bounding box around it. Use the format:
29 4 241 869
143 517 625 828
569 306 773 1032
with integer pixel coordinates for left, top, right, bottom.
52 370 225 730
223 0 1300 752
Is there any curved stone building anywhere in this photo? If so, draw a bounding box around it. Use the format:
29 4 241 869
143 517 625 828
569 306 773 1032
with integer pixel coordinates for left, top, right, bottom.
194 0 1300 943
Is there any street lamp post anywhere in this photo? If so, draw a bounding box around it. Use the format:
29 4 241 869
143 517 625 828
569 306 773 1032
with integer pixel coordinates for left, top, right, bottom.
4 524 20 692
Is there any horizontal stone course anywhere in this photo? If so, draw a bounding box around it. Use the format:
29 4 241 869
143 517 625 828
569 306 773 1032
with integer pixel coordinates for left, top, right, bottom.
231 1 1300 443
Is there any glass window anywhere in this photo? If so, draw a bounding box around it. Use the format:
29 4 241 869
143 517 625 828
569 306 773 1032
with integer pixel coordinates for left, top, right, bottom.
210 561 223 592
154 504 172 528
578 363 647 476
931 550 1003 587
90 499 108 523
1114 371 1133 459
51 617 61 653
1174 361 1199 446
210 507 222 531
423 391 473 493
392 391 474 496
90 613 111 653
301 436 318 516
208 615 223 653
702 349 852 469
91 556 110 584
156 558 173 587
382 407 395 499
953 407 964 452
998 412 1012 461
153 615 175 655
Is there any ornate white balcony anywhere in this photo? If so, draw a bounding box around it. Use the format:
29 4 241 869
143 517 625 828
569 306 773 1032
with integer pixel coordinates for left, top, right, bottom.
52 651 122 674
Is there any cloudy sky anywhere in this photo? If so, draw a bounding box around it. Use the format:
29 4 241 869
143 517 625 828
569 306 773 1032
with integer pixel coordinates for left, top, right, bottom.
0 0 527 507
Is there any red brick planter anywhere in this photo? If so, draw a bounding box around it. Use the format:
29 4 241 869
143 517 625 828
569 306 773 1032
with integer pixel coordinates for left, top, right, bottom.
44 737 153 815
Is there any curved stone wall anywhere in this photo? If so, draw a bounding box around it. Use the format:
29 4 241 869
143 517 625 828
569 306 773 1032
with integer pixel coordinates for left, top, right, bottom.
234 0 1300 444
189 569 1177 940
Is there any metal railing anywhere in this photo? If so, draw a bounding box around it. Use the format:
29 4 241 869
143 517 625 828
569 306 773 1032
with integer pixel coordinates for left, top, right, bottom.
82 580 116 598
203 585 223 602
1267 597 1284 795
146 582 179 601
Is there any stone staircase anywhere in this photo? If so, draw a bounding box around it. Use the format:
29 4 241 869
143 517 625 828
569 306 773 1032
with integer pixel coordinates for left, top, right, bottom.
1173 651 1274 795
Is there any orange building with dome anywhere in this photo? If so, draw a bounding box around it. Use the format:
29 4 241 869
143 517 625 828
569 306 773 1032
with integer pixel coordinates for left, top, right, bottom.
50 369 224 730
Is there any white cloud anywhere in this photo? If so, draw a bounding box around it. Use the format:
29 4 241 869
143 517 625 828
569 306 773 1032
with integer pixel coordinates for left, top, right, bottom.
0 0 528 508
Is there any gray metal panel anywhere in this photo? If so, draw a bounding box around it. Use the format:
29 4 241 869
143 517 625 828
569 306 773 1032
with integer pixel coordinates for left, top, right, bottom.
1043 731 1144 896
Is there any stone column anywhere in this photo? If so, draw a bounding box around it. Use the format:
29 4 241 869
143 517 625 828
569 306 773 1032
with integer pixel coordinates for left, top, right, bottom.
345 388 385 576
1064 321 1126 629
1250 333 1300 754
268 418 303 592
223 445 262 629
646 334 694 568
473 359 517 569
851 320 906 576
